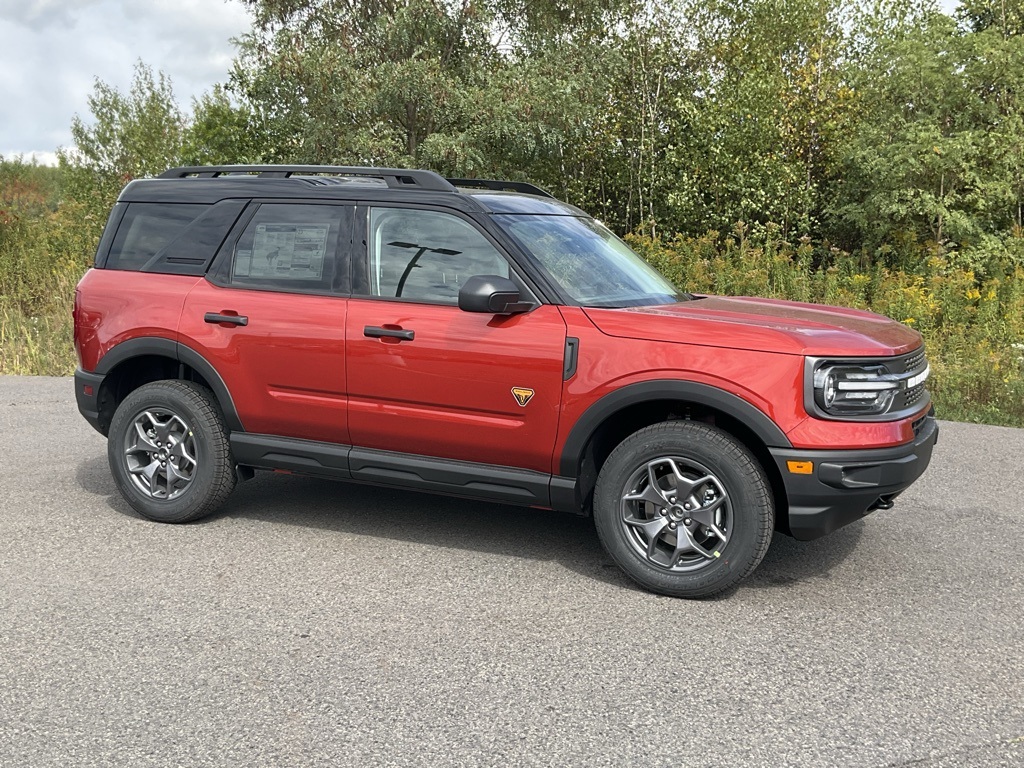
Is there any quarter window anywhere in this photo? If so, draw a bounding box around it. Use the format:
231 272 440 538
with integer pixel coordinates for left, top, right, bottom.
361 208 510 305
106 203 206 271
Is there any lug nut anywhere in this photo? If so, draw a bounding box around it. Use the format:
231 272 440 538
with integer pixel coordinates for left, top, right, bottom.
684 518 692 525
669 522 676 529
660 508 667 515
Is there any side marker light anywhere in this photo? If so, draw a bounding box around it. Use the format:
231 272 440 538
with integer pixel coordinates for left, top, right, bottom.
787 461 814 475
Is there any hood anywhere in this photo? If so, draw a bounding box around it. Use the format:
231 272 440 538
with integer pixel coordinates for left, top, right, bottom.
583 295 922 357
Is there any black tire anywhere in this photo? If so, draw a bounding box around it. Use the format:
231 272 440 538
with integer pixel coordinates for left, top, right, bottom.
107 380 236 523
593 420 774 598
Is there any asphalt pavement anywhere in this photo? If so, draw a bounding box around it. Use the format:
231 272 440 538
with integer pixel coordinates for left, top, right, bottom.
0 375 1022 767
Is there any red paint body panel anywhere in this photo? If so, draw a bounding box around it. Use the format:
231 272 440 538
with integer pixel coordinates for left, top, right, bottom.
783 410 924 449
74 269 198 372
76 276 928 466
345 299 567 473
552 305 926 466
585 296 923 357
179 281 348 444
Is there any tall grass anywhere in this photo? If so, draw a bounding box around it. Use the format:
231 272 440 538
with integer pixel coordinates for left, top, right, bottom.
631 225 1024 426
0 199 101 376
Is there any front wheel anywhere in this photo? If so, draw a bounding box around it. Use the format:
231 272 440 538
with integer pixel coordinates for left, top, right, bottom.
107 380 236 523
593 421 774 598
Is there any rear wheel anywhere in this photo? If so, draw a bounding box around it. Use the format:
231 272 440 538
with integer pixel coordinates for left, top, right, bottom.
593 420 774 598
107 380 236 523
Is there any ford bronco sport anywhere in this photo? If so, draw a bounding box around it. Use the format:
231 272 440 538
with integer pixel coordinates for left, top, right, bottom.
74 165 938 597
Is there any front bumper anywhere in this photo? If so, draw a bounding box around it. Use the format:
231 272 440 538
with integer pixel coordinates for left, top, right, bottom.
769 412 938 540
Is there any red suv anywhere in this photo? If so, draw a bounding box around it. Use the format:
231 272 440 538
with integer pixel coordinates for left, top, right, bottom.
74 165 937 597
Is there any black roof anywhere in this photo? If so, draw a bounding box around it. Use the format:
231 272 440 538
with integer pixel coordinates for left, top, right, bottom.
119 165 587 216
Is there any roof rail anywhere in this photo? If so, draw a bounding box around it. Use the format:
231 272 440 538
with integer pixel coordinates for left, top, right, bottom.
447 178 553 198
158 165 457 192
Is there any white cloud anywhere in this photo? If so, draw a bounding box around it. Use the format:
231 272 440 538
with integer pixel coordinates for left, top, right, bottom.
0 0 102 31
0 0 251 160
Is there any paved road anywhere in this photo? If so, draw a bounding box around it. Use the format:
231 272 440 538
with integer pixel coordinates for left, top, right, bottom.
1 376 1022 767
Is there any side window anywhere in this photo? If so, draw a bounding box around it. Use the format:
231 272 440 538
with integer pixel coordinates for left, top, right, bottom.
361 207 510 305
106 203 206 271
229 203 345 293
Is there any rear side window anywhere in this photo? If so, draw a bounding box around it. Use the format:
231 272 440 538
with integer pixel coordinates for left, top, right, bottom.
226 203 348 294
105 204 206 271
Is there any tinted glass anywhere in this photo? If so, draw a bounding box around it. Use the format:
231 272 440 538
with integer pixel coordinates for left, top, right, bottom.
496 215 682 308
106 203 206 271
148 200 246 275
230 203 345 293
363 207 509 305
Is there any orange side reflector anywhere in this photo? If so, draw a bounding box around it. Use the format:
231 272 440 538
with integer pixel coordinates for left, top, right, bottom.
787 461 814 475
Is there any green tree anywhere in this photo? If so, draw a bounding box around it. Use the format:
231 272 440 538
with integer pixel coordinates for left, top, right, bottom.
59 61 187 209
829 0 1024 259
661 0 856 238
181 85 262 165
230 0 502 167
0 155 62 219
957 0 1024 234
59 61 263 226
229 0 683 232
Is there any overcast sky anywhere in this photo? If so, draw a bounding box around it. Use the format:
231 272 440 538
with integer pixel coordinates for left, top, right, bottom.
0 0 251 164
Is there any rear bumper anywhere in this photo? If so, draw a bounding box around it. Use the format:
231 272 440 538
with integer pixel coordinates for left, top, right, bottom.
74 368 107 435
769 413 938 540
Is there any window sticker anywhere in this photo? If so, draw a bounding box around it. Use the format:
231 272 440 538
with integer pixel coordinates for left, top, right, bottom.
233 249 253 277
243 223 329 280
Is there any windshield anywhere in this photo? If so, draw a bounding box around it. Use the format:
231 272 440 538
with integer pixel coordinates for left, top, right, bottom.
495 215 683 308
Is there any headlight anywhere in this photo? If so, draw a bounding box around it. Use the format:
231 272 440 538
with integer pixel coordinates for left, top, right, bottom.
813 363 899 416
806 352 931 420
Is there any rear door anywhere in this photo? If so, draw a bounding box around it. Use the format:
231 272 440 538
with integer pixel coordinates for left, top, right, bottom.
345 204 567 474
180 201 352 444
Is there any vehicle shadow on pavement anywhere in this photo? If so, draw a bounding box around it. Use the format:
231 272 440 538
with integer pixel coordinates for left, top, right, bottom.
746 522 864 591
76 455 864 595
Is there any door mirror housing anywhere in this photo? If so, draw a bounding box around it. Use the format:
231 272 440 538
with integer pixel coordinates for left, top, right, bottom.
458 275 532 315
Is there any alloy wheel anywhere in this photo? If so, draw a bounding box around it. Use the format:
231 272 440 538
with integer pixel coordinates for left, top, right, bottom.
619 456 732 572
122 409 198 500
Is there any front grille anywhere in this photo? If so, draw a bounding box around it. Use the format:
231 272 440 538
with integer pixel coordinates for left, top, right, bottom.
904 383 926 407
888 348 927 375
889 347 930 414
902 350 925 373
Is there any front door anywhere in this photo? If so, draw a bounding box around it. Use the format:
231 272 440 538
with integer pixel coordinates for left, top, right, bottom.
345 205 567 474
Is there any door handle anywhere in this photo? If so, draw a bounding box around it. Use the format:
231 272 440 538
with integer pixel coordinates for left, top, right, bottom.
204 312 248 327
364 325 414 341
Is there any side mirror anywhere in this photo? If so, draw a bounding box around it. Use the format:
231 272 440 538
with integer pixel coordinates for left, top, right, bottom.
458 275 532 315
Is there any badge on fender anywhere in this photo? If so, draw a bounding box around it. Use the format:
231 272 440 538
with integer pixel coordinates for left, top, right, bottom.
511 387 535 407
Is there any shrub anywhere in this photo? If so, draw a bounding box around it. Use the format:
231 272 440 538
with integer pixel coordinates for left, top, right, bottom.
629 229 1024 426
